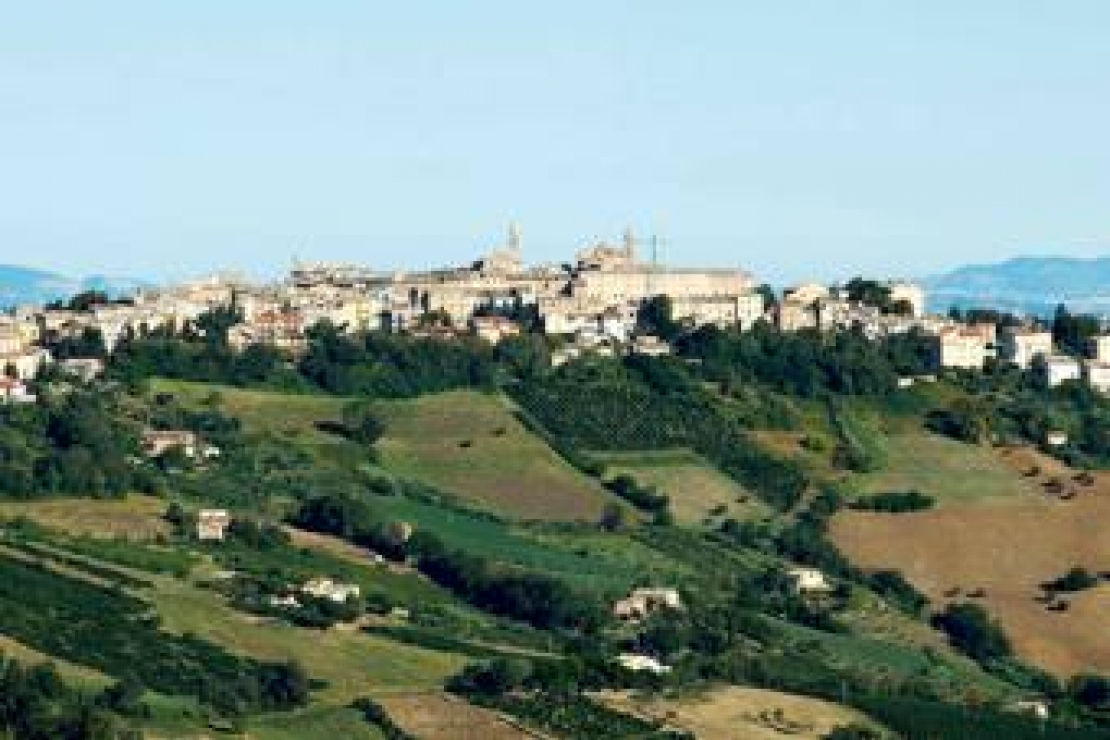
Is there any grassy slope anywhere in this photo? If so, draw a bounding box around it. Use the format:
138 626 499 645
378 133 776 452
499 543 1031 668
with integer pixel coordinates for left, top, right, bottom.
247 707 385 740
372 495 687 595
2 377 1053 732
853 429 1044 505
375 390 614 521
155 380 614 523
0 500 471 734
589 449 770 525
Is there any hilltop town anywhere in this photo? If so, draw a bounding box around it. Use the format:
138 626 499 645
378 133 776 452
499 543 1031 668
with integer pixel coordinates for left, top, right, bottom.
3 226 1109 402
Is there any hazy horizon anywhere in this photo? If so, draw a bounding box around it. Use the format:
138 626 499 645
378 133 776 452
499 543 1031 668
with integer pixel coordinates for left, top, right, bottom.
3 2 1110 284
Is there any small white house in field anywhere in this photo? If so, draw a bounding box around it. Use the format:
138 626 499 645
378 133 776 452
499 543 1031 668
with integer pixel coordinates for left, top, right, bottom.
1045 431 1069 448
197 509 231 541
269 594 301 609
788 567 832 594
302 577 360 603
1009 699 1050 720
616 653 672 674
612 587 682 622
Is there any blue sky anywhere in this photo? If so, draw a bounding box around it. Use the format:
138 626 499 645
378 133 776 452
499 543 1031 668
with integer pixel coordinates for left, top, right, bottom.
2 2 1109 284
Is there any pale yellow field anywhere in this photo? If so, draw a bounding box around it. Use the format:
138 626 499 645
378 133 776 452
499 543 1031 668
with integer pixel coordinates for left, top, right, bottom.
0 495 170 538
595 686 879 740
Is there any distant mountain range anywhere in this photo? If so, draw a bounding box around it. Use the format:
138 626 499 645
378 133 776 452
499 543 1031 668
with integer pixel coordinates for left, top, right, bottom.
923 256 1110 317
0 265 148 308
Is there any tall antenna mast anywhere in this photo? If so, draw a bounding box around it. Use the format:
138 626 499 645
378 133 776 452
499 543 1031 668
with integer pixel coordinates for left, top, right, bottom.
645 234 663 298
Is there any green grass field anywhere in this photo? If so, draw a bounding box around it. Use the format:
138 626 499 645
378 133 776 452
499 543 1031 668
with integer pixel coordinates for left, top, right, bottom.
151 575 467 702
373 390 614 521
248 706 385 740
853 430 1043 505
589 449 770 525
371 495 687 594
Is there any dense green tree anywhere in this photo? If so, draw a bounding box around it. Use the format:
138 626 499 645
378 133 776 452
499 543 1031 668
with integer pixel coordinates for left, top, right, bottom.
932 602 1012 662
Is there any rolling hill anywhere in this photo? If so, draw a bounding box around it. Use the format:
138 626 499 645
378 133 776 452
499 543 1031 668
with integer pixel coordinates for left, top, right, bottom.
0 264 146 307
924 255 1110 316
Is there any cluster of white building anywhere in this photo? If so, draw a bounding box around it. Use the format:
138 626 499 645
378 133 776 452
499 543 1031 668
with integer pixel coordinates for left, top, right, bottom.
932 322 1110 392
7 224 1110 397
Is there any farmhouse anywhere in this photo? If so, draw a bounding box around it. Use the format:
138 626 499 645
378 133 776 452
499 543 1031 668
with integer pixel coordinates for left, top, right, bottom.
196 509 232 541
269 594 301 609
142 430 220 460
302 577 361 603
1045 431 1069 448
616 653 672 674
788 567 833 594
612 587 683 622
143 430 199 458
1009 699 1050 720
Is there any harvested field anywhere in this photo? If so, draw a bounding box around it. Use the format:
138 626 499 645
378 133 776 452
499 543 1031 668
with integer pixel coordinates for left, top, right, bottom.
0 495 169 539
833 461 1110 676
377 692 542 740
595 686 878 740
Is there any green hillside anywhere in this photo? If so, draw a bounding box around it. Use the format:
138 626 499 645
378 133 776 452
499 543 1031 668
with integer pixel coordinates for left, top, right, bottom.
7 322 1110 739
